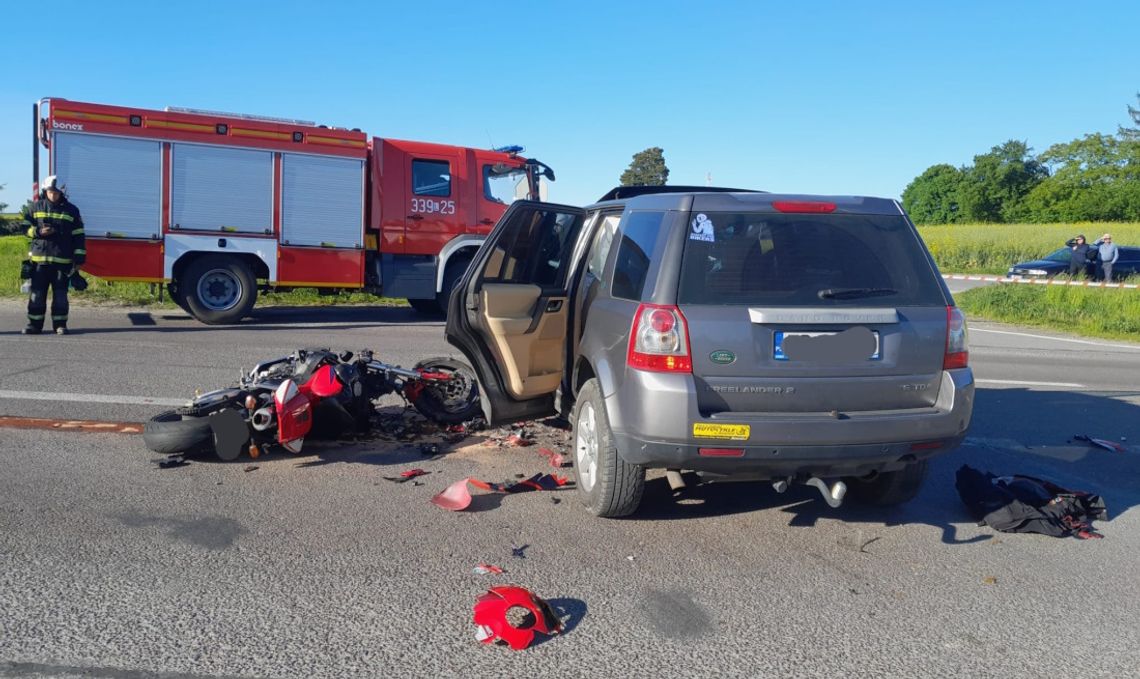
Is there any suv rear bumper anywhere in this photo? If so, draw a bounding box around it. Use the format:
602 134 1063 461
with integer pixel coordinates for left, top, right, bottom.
605 368 974 477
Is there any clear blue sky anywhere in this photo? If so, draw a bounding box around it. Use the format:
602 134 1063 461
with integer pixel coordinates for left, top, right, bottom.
3 0 1137 209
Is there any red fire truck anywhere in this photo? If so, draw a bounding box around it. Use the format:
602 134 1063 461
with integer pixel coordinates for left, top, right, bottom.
31 98 554 323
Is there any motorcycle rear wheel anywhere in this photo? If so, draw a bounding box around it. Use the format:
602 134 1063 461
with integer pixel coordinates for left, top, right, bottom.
143 409 214 455
410 357 482 425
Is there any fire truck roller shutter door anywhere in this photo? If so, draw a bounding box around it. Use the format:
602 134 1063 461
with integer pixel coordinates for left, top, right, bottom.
52 133 162 240
172 144 272 233
281 154 365 248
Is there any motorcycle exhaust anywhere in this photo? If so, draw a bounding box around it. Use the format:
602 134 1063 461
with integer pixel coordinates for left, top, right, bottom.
251 407 276 431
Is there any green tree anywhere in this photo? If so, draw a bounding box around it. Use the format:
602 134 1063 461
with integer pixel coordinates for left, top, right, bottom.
1119 92 1140 140
619 147 669 186
0 183 8 214
957 140 1047 222
1020 134 1140 221
901 164 966 224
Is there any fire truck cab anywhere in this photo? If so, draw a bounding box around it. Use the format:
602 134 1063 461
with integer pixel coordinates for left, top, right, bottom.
33 98 553 323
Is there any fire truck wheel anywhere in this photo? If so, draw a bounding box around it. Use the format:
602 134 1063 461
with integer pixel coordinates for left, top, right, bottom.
183 256 258 325
407 298 443 315
436 255 472 313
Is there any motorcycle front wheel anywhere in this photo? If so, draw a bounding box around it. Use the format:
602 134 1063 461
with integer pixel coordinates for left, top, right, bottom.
410 357 482 425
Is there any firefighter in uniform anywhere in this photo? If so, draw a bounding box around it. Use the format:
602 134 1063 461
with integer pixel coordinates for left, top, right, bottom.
20 175 85 335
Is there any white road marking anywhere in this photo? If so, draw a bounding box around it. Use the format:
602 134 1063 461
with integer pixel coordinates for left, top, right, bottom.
975 379 1086 388
0 390 187 407
971 327 1140 351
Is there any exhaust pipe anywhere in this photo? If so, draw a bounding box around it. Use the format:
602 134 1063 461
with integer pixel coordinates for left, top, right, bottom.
665 469 687 491
251 407 276 431
805 477 847 508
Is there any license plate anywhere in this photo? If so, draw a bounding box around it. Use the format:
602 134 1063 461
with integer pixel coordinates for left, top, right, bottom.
774 330 881 361
692 423 751 440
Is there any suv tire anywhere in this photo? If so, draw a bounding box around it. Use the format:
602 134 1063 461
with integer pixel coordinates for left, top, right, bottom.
844 460 928 506
571 379 645 517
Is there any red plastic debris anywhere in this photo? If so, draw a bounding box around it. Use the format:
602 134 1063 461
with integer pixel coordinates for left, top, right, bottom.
384 468 431 483
505 433 533 447
537 447 567 468
432 478 479 510
472 585 562 650
473 564 505 575
431 474 572 511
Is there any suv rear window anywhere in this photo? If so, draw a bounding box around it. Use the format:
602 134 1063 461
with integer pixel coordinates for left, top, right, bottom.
677 212 945 306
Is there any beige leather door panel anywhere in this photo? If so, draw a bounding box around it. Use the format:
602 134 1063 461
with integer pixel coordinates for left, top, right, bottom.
479 283 567 399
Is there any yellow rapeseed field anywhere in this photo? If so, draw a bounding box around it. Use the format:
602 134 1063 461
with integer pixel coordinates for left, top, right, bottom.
917 222 1140 274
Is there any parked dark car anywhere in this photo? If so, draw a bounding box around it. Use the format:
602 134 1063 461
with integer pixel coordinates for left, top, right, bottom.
1008 245 1140 280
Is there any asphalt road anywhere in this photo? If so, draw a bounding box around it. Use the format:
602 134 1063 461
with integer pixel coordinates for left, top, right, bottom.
2 301 1139 678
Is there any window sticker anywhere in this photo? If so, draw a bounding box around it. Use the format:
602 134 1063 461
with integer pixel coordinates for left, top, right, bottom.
690 213 715 242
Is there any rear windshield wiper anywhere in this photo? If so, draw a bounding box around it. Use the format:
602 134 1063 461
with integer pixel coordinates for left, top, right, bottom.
817 287 899 300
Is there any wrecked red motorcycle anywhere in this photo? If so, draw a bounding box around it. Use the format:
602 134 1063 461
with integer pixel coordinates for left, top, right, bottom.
143 349 481 460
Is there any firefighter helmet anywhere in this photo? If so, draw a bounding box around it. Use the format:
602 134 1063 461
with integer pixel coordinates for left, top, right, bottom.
41 175 62 195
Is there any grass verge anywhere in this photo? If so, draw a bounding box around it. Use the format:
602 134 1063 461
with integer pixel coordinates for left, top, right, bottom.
1 236 407 309
956 284 1140 341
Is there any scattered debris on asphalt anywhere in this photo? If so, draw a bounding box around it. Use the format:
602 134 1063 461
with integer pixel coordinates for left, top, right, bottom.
511 544 529 559
431 474 573 511
157 456 189 469
550 496 562 505
384 468 430 483
419 443 441 456
537 447 568 468
473 564 505 575
504 433 532 447
956 465 1108 539
447 418 487 436
539 416 571 431
473 585 563 650
243 465 259 473
1073 434 1128 453
982 576 998 585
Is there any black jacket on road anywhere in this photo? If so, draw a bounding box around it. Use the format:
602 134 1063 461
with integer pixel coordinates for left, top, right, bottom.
21 196 86 266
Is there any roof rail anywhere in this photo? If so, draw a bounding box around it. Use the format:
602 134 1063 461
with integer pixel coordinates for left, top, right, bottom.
596 185 763 202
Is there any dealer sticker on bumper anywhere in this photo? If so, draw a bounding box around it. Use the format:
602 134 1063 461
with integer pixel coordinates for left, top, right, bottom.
692 423 751 441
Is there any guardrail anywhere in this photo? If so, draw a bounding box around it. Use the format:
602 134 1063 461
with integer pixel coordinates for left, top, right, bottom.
942 274 1138 289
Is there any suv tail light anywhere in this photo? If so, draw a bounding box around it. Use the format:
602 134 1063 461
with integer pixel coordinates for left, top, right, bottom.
628 304 692 373
944 306 969 370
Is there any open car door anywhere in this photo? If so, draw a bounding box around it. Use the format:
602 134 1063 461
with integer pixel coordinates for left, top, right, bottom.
445 200 587 426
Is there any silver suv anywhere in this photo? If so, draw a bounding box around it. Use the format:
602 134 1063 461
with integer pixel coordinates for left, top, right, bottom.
446 188 974 517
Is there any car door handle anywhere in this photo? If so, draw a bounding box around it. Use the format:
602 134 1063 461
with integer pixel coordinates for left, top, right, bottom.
407 214 424 221
545 299 563 312
479 218 494 225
